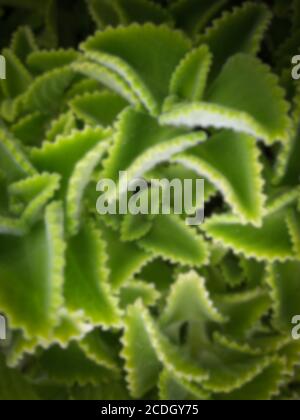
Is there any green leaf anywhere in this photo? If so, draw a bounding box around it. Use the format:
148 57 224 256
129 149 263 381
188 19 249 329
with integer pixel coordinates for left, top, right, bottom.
27 49 78 74
121 301 208 398
66 140 109 236
202 208 296 262
64 221 121 327
79 329 121 372
116 0 172 25
31 126 111 193
0 128 36 182
72 60 139 106
147 162 217 204
139 215 209 267
9 172 61 226
160 270 225 328
216 358 285 400
267 261 300 332
45 111 76 143
161 54 291 145
11 112 50 146
200 342 273 393
70 381 129 400
281 122 300 186
286 208 300 257
121 301 161 398
39 0 58 49
215 289 272 338
220 253 245 289
266 187 300 215
0 97 23 123
6 311 93 367
10 26 37 63
275 30 300 73
121 209 153 242
21 66 76 115
89 0 172 28
81 24 191 113
0 354 38 400
139 258 175 293
102 108 206 204
174 130 266 226
36 342 115 386
87 0 121 28
99 222 153 289
169 45 212 102
119 280 160 309
170 0 227 37
0 216 25 236
0 49 32 98
0 201 65 339
240 258 266 288
159 370 210 400
198 2 272 80
222 331 290 356
70 91 128 126
279 340 300 375
64 78 102 102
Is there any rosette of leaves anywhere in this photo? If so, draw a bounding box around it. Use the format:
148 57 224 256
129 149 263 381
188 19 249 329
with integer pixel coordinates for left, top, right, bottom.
0 0 300 401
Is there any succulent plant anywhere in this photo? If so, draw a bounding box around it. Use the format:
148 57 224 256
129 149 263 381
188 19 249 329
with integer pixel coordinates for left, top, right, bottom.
0 0 300 400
